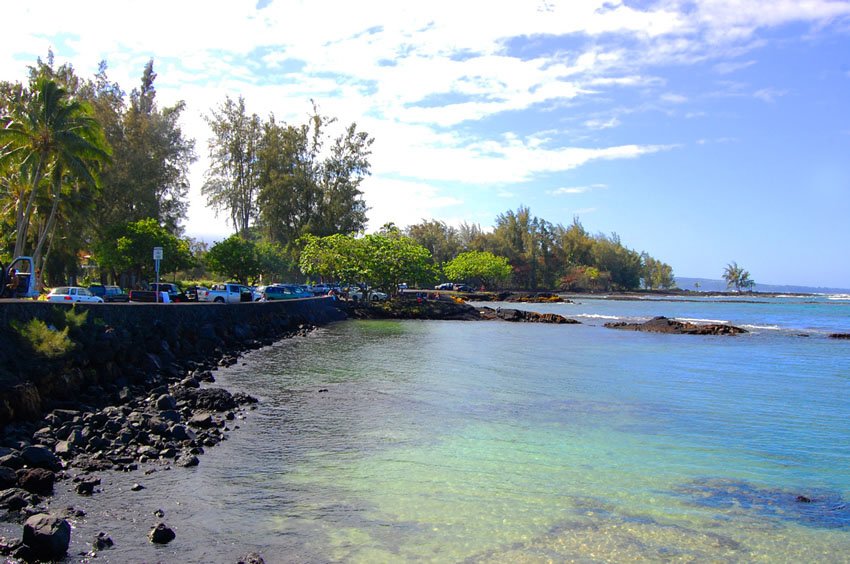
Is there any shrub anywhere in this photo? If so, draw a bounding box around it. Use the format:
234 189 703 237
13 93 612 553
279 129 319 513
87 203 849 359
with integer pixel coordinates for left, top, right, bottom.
12 319 75 359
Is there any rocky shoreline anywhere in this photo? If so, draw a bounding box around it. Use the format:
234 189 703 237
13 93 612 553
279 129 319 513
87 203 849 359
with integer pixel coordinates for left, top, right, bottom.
0 299 342 562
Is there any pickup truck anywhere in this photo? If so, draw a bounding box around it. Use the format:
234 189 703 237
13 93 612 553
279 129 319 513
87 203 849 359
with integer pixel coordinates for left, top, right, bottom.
198 282 257 303
129 283 188 303
1 256 39 299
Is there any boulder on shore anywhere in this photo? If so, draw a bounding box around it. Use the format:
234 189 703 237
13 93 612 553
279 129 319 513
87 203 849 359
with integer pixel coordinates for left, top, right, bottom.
604 316 747 335
21 513 71 561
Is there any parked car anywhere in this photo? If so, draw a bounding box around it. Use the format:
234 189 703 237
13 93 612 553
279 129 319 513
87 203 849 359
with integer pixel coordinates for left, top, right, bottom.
88 284 129 302
47 286 104 303
348 287 388 302
453 284 474 292
199 283 258 303
435 282 455 291
184 285 208 302
129 283 188 303
263 284 313 300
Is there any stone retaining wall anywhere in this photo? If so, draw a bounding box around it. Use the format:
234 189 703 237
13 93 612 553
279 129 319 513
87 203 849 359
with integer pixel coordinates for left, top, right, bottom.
0 298 347 427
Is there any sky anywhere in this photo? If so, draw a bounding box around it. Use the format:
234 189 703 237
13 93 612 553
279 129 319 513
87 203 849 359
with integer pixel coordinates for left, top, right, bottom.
3 1 850 288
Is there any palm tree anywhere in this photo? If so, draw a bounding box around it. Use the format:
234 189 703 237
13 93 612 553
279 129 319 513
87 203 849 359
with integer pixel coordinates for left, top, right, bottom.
0 77 110 275
723 261 754 292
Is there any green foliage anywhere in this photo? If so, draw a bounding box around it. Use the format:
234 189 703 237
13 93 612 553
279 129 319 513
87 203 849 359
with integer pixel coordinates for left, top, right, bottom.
299 233 365 284
205 234 261 284
723 261 754 292
361 230 434 292
11 318 74 358
62 307 89 332
95 218 194 281
641 253 676 290
443 251 511 289
0 72 111 277
299 230 433 292
257 106 373 247
405 219 461 266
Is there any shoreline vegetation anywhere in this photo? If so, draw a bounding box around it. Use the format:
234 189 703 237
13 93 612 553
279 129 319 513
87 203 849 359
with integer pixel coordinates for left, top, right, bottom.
0 291 844 560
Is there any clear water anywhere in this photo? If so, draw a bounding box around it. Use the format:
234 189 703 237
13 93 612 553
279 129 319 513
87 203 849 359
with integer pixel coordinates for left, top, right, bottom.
13 296 850 562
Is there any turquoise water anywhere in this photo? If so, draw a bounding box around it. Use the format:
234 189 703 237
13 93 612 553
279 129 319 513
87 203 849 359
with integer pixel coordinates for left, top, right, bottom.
30 296 850 562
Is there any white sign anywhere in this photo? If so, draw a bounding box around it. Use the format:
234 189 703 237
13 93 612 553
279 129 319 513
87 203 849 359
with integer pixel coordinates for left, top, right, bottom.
153 247 163 260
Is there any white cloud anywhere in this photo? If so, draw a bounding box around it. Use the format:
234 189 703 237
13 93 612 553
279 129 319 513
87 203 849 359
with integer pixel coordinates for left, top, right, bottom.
550 184 607 195
753 87 789 103
3 0 847 240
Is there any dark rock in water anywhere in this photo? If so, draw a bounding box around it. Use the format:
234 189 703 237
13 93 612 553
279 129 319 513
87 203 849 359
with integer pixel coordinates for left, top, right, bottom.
20 445 61 471
174 388 237 412
148 522 176 544
605 316 747 335
93 531 113 550
478 307 580 324
676 478 850 529
74 476 100 496
238 552 266 564
17 468 55 495
189 412 215 429
153 508 165 518
21 513 71 561
130 482 145 491
829 333 850 340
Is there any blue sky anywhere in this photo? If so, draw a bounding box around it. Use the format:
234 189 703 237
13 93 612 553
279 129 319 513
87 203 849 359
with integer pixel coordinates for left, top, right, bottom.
4 1 850 287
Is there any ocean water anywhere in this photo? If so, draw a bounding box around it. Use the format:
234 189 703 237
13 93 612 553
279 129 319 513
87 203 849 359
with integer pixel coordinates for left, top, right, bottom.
16 296 850 562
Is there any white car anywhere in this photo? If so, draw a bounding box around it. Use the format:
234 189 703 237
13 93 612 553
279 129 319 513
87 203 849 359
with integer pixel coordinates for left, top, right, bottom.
348 288 388 301
47 286 105 303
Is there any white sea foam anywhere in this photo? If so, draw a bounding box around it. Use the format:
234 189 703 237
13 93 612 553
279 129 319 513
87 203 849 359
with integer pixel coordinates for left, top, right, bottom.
827 294 850 301
740 324 783 331
674 317 729 325
575 314 622 320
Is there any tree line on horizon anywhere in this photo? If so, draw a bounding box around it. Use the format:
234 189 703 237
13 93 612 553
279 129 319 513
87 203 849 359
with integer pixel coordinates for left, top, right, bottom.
0 54 675 292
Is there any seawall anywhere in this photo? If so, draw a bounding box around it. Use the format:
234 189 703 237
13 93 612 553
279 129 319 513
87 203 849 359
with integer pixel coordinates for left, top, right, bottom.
0 298 347 427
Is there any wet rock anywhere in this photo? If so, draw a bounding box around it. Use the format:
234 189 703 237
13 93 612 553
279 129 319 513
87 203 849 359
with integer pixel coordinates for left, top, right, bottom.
74 476 100 496
130 482 145 491
478 307 580 324
17 468 55 495
605 316 747 335
829 333 850 340
92 531 114 550
238 552 266 564
148 522 176 544
21 513 71 561
20 445 61 471
189 413 215 429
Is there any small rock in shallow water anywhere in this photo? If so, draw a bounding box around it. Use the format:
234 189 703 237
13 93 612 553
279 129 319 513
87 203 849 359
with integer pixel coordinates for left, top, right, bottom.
130 483 145 491
93 531 114 550
148 523 176 544
238 551 266 564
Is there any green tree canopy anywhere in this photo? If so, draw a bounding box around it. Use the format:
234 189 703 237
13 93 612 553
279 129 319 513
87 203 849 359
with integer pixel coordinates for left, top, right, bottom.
205 234 262 285
94 218 192 283
443 251 511 290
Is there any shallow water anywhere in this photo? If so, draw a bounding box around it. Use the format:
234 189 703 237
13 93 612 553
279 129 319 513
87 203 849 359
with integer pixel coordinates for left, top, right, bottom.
7 296 850 562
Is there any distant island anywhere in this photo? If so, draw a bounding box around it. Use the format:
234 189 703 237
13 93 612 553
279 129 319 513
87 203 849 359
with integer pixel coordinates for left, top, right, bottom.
675 277 850 295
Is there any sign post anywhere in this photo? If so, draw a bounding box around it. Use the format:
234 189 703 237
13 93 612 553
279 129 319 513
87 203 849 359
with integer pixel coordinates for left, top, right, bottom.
153 247 163 303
